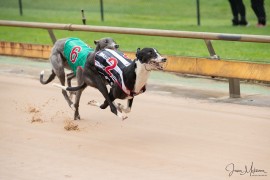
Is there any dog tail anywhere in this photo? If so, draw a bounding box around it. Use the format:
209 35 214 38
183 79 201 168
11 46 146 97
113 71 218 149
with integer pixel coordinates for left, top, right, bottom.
52 82 87 91
40 70 56 84
66 83 87 91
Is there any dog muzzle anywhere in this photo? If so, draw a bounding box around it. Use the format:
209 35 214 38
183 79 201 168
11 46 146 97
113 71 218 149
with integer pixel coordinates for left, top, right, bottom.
107 44 119 50
148 57 167 70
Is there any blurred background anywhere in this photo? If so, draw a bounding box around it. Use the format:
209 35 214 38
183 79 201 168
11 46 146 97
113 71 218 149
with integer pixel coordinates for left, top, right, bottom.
0 0 269 62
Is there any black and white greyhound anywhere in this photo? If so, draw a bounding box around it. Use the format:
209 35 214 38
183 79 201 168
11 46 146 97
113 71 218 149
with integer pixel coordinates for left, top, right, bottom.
40 37 119 109
54 47 167 120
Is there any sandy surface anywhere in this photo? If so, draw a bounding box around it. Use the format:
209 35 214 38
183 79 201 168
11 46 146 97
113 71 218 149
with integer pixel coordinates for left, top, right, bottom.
0 57 270 179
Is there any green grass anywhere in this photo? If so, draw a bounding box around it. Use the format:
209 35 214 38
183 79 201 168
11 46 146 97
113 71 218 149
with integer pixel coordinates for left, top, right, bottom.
0 0 270 62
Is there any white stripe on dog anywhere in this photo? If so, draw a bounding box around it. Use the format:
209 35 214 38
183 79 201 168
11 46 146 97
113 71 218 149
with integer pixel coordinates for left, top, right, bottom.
105 49 131 67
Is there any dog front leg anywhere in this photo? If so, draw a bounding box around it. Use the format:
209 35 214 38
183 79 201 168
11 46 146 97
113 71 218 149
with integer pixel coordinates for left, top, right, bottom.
99 88 115 109
73 88 84 120
58 71 73 107
117 98 133 113
73 68 85 120
91 76 127 120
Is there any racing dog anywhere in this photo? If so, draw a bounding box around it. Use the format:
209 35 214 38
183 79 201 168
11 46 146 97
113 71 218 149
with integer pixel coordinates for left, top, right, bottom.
54 47 167 120
40 37 119 109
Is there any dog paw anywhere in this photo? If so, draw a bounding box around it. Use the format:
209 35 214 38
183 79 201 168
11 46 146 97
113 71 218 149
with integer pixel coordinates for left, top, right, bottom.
70 104 76 111
117 103 124 109
69 92 76 100
122 115 128 120
123 107 131 113
117 103 131 113
116 103 124 112
74 115 80 120
117 112 128 121
88 100 100 107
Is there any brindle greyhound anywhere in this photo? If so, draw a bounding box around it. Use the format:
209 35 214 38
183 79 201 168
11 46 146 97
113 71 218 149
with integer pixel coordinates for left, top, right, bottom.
40 37 119 109
54 47 167 120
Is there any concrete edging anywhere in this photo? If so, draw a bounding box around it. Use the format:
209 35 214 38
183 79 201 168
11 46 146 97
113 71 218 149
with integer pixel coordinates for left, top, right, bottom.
1 41 270 82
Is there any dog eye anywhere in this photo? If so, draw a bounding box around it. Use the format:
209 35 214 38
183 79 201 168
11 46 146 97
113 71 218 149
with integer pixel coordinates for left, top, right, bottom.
105 39 109 43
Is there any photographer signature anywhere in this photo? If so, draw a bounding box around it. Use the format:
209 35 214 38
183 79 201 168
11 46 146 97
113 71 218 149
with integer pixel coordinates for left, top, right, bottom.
225 162 267 177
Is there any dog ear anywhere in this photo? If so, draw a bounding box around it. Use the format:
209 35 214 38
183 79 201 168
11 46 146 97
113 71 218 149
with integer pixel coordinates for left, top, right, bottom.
94 40 101 50
94 40 99 45
136 48 141 59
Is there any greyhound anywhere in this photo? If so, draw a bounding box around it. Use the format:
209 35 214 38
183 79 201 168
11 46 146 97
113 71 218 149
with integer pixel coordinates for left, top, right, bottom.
54 47 167 120
40 37 119 109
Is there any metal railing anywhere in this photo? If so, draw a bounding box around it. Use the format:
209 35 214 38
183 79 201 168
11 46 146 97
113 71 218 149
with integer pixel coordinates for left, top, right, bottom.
1 20 270 43
1 20 270 98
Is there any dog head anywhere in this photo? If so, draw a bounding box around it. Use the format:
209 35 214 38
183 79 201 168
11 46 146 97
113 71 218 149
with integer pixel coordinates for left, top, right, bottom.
94 37 119 51
136 48 167 70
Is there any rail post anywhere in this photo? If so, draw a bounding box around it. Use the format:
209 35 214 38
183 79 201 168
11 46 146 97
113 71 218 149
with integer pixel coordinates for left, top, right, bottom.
47 29 56 44
204 40 219 59
81 9 86 25
0 20 270 99
100 0 104 21
196 0 200 26
18 0 23 16
229 79 241 98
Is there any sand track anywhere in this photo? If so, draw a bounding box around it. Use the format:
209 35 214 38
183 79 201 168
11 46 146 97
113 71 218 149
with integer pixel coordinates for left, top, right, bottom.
0 74 269 180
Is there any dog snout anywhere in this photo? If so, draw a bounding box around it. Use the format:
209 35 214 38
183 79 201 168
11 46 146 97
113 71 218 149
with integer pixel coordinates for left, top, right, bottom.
115 44 119 49
161 57 167 62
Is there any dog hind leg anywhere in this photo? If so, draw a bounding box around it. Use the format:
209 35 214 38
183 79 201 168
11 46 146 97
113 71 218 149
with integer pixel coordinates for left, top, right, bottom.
73 68 85 120
86 73 127 120
67 72 76 87
52 53 74 108
59 72 74 108
66 72 76 100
